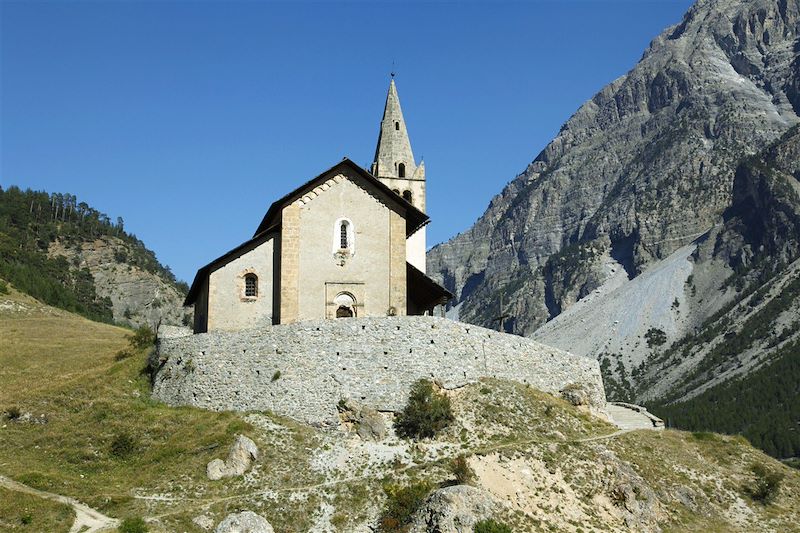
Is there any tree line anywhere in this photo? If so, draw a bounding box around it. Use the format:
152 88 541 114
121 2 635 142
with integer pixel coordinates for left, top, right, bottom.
0 185 188 323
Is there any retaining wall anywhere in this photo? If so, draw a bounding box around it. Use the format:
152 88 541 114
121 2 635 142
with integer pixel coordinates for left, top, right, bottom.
152 316 606 425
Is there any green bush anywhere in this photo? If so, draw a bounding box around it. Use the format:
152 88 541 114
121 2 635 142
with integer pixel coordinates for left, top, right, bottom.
271 370 281 382
644 327 667 348
745 463 785 504
450 454 476 485
0 279 9 295
118 516 148 533
474 519 512 533
5 406 21 420
116 325 156 360
110 432 138 459
379 481 432 531
395 379 454 440
128 326 155 349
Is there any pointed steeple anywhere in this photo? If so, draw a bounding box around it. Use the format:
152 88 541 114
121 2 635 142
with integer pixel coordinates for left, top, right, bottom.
371 79 417 180
370 77 428 272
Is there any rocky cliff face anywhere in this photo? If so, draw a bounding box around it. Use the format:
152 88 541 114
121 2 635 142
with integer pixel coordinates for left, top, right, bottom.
430 0 800 338
48 236 190 328
641 126 800 400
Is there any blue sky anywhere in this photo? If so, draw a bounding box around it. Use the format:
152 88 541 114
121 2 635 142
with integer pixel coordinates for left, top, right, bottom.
1 0 693 284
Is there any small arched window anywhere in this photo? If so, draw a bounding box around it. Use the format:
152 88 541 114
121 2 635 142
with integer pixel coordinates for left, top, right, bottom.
398 163 406 178
244 274 258 297
402 190 413 203
333 218 355 256
340 220 349 249
392 188 400 195
395 121 400 130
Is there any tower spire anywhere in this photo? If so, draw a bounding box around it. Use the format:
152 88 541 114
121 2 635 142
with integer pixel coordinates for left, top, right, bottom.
371 78 416 181
370 77 428 272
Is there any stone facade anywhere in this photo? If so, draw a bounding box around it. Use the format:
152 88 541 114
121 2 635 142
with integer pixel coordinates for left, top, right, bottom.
208 234 276 331
288 170 407 321
152 316 607 425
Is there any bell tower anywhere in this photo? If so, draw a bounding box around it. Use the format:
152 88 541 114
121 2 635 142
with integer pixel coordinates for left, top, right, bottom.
371 77 427 271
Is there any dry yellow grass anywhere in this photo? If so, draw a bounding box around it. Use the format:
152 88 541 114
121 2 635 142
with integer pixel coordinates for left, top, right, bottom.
0 288 129 404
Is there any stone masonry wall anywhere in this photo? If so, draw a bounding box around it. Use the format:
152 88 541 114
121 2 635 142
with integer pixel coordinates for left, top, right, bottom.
152 316 606 426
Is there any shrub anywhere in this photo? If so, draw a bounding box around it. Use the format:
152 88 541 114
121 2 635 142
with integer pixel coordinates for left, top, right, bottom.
379 481 432 531
0 279 9 295
110 432 138 459
5 406 21 420
128 326 155 350
449 454 475 485
395 379 454 440
20 513 32 525
116 325 156 360
118 516 148 533
474 519 513 533
644 327 667 348
745 463 785 504
271 370 281 382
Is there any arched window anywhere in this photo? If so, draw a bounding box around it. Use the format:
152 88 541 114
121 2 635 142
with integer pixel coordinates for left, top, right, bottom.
340 220 349 249
392 188 400 195
398 163 406 178
333 218 355 257
244 274 258 297
402 190 413 203
395 121 400 130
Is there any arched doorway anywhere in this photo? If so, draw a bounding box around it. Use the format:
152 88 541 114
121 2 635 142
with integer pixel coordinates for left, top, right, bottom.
333 292 356 318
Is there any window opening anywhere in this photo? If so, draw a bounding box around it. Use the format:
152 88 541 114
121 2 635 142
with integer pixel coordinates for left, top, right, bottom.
244 274 258 297
398 163 406 178
340 220 349 249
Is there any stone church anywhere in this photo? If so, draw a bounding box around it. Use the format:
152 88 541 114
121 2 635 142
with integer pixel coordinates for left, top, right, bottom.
185 79 452 333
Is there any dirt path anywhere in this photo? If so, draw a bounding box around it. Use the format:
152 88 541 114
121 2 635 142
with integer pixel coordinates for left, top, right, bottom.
0 474 118 533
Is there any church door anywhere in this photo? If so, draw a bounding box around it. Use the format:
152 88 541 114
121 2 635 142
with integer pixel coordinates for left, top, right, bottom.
336 305 354 318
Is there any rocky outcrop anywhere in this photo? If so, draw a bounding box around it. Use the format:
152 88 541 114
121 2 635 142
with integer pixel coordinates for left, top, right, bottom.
337 398 387 441
48 236 189 327
207 435 259 481
409 485 497 533
214 511 273 533
429 0 800 338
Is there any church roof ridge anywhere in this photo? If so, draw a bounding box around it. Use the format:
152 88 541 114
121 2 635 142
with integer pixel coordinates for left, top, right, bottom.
252 158 428 238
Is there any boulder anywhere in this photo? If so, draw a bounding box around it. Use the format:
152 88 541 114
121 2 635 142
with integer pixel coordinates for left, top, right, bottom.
214 511 273 533
193 514 215 530
207 435 259 480
409 485 496 533
337 398 387 441
560 383 590 407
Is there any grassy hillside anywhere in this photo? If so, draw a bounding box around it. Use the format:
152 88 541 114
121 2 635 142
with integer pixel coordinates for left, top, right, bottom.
1 285 799 532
